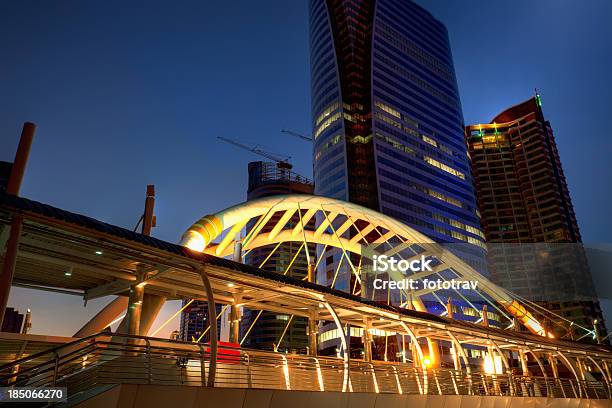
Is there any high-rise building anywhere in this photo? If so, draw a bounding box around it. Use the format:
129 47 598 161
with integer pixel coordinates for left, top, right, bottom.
240 161 316 352
0 161 12 192
309 0 486 293
1 307 24 333
179 301 223 343
466 94 607 340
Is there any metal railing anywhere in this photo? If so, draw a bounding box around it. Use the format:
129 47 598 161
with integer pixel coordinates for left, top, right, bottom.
0 333 609 403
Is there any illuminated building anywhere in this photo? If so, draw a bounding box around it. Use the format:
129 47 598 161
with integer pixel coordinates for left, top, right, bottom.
466 94 607 341
240 161 316 352
309 0 486 298
179 302 223 343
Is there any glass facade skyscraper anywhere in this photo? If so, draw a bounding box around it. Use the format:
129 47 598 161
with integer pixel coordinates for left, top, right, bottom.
310 0 486 287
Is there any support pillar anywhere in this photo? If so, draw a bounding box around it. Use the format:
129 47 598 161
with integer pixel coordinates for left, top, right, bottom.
139 293 166 336
308 308 318 356
229 241 242 344
363 317 373 362
0 216 23 328
548 353 566 398
229 295 241 344
126 281 144 336
446 299 460 371
482 304 489 327
307 262 315 284
75 296 129 337
0 122 36 327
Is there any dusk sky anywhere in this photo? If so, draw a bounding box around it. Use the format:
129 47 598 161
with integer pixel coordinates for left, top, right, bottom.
1 0 611 337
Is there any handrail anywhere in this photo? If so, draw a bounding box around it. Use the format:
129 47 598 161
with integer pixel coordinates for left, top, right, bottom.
0 332 609 402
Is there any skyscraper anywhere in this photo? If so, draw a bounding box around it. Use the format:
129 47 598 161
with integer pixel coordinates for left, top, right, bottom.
241 161 316 352
310 0 486 292
466 94 607 340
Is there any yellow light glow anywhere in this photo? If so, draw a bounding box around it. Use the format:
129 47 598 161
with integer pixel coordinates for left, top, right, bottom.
422 358 432 368
483 353 503 374
183 231 205 252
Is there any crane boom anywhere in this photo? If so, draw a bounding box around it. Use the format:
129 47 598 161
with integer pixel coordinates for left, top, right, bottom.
281 129 312 142
217 136 291 165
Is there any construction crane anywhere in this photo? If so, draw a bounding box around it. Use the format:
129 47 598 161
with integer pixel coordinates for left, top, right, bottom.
217 136 293 170
281 129 312 142
218 136 293 170
217 137 313 184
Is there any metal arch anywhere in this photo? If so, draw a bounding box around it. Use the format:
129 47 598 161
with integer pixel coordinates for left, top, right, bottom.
523 346 552 396
198 266 217 388
555 351 584 398
323 302 350 392
446 330 473 393
585 355 611 393
489 339 515 396
180 194 547 336
399 321 428 395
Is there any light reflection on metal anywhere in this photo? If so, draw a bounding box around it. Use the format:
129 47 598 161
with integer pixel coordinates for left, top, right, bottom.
370 363 380 393
281 354 291 390
312 357 325 392
391 365 402 394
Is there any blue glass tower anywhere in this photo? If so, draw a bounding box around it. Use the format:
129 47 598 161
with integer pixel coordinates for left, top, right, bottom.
310 0 486 280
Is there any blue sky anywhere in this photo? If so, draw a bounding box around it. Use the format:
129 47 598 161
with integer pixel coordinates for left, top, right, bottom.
1 0 611 336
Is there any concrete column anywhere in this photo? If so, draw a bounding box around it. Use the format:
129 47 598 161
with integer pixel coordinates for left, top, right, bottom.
229 241 242 343
307 263 315 283
126 280 144 336
233 241 242 263
363 317 373 362
518 349 530 376
482 305 489 327
75 296 129 337
229 296 241 344
139 293 166 336
308 308 318 356
549 354 560 380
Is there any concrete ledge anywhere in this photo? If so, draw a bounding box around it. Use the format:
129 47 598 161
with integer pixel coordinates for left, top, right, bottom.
74 385 612 408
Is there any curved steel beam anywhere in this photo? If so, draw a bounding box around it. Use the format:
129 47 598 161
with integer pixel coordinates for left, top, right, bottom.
198 267 217 387
556 351 584 398
585 355 611 391
399 321 427 394
323 302 350 392
524 346 551 396
446 331 473 394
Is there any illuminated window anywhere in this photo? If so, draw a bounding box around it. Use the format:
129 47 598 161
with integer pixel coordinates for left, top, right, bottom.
422 135 437 147
375 101 401 118
423 156 465 180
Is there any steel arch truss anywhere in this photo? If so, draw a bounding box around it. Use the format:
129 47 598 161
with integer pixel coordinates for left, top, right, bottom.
181 194 546 336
